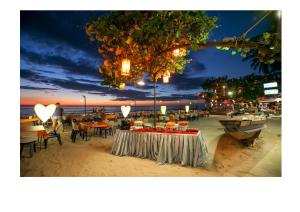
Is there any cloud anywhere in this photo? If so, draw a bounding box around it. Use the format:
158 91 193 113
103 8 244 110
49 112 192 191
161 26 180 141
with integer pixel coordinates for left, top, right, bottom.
20 68 151 100
20 11 104 58
21 48 100 78
20 85 58 91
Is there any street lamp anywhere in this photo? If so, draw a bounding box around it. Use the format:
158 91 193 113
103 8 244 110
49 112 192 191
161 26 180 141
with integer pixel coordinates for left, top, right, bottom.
82 95 86 116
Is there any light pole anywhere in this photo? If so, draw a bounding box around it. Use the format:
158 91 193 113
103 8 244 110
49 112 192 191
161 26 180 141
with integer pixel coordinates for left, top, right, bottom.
82 95 86 116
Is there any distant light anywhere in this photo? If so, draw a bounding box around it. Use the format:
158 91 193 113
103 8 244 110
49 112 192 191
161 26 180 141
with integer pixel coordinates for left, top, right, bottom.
264 89 279 95
80 99 84 102
263 82 277 88
228 91 233 96
277 11 281 19
137 80 145 86
222 85 226 89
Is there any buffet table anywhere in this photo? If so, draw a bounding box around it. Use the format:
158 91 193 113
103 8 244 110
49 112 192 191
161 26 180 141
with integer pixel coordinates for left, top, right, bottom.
111 129 208 167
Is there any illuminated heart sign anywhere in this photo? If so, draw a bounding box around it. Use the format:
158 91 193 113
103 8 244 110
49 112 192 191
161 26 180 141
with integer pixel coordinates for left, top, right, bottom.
121 106 131 118
34 104 56 123
161 106 167 115
185 105 190 113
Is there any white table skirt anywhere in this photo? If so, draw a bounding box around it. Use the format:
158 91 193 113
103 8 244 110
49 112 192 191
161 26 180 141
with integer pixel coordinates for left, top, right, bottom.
111 130 208 167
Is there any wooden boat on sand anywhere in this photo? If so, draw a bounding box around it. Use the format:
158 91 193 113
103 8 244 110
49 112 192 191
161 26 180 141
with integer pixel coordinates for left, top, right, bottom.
219 116 266 145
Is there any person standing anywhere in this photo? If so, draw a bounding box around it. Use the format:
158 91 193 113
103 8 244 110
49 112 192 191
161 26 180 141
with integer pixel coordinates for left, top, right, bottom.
51 102 64 133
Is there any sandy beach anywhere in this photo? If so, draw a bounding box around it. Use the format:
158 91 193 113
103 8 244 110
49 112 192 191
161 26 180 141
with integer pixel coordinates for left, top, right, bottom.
20 116 281 177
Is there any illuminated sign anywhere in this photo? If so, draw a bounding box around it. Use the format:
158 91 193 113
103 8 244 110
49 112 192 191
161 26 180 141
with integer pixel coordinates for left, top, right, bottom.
263 82 278 88
264 89 279 95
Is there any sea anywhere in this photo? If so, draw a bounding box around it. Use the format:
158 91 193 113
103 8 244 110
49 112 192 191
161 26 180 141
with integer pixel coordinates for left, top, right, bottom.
20 105 206 117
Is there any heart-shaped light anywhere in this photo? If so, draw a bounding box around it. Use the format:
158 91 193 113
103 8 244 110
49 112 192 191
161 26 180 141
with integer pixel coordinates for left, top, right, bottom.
34 104 56 123
161 106 166 115
185 105 190 113
121 106 131 118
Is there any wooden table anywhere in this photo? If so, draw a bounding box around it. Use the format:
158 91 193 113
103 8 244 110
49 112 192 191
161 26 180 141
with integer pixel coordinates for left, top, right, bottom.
20 118 40 125
79 122 110 139
20 125 62 157
20 125 45 157
102 114 117 120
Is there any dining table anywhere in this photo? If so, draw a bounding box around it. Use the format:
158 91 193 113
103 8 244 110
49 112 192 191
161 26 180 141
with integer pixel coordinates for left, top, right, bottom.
79 122 110 138
20 125 45 157
111 129 208 167
20 117 40 125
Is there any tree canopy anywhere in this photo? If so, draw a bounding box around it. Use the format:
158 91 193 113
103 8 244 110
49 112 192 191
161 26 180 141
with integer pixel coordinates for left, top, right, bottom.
86 11 281 89
85 11 218 87
201 73 281 102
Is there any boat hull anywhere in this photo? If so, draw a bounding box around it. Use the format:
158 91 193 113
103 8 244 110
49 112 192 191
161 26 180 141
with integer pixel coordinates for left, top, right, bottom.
219 118 266 145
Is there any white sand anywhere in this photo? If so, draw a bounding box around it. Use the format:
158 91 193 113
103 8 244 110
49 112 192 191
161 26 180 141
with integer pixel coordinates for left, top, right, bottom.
20 116 281 177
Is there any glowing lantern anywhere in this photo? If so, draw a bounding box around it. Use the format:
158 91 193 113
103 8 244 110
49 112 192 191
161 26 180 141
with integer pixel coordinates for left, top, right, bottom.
34 104 56 123
163 76 169 83
161 106 167 115
119 83 125 90
121 106 131 118
163 71 170 84
185 105 190 113
121 58 130 76
173 48 180 56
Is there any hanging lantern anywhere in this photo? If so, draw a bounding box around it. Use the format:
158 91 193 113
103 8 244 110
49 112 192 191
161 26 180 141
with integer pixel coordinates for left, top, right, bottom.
161 105 167 115
121 58 130 76
163 71 170 84
163 75 169 83
185 105 190 113
119 83 125 90
173 48 180 56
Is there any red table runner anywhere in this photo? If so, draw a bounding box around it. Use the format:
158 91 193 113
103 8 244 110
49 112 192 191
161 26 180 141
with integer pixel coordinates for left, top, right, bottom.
133 128 199 135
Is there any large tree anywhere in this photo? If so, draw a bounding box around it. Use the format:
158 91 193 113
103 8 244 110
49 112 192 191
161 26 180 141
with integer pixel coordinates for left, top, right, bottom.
85 11 281 125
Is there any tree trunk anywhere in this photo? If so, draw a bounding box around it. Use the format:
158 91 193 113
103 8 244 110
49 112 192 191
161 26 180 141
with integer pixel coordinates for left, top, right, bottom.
153 78 157 128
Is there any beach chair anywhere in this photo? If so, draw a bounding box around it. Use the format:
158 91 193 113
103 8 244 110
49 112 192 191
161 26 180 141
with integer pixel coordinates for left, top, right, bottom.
79 123 89 141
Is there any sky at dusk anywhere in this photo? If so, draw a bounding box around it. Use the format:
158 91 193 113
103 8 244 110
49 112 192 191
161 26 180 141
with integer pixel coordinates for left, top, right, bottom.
20 11 278 106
